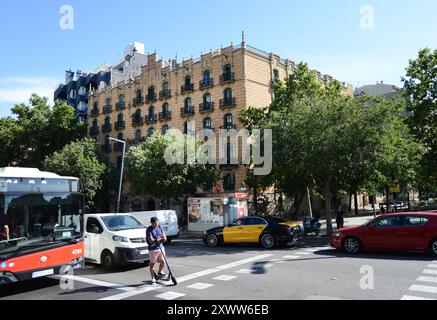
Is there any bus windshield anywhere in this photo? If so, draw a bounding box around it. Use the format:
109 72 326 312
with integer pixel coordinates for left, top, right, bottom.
0 191 84 257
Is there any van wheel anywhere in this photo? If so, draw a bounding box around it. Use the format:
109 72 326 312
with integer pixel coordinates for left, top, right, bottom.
101 250 118 271
430 239 437 257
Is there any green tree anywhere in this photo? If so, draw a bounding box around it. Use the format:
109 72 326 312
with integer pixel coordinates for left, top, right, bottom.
125 129 219 201
43 138 107 207
0 117 21 166
402 48 437 191
3 94 86 168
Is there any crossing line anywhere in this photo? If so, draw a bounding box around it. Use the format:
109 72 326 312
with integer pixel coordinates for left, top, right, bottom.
187 282 214 290
423 269 437 275
417 276 437 284
401 295 435 300
409 284 437 294
155 291 186 300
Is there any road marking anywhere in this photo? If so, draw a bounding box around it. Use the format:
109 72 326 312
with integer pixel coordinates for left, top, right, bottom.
235 269 252 274
155 292 186 300
264 263 274 268
423 269 437 275
51 275 135 292
409 284 437 294
282 255 300 259
100 253 273 300
294 251 312 255
401 295 435 300
417 276 437 284
213 275 237 281
427 264 437 268
187 282 214 290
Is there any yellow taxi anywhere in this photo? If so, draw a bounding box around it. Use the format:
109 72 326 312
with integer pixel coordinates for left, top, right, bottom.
203 216 302 249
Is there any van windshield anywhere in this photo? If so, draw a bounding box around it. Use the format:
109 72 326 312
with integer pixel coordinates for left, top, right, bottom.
101 215 144 231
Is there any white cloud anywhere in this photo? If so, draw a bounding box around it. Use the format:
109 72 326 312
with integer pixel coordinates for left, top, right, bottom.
0 77 62 117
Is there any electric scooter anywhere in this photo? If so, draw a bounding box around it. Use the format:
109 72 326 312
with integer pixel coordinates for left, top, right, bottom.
153 239 178 286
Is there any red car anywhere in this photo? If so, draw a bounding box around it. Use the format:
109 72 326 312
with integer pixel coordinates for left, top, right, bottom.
330 212 437 256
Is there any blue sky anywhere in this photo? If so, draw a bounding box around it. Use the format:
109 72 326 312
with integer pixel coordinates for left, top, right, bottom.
0 0 436 117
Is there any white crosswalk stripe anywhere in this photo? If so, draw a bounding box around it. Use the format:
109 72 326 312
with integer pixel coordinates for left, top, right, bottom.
282 255 300 259
409 284 437 294
401 295 436 300
423 269 437 275
187 283 214 290
155 292 186 300
235 269 252 274
417 276 437 284
427 264 437 268
294 251 312 255
213 275 237 281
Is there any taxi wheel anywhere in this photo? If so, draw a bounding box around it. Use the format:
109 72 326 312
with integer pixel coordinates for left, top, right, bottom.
101 250 118 271
206 233 219 247
260 233 276 249
430 239 437 257
343 237 362 254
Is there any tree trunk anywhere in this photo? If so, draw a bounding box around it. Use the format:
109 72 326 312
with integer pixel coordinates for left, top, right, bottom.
407 192 411 211
386 186 390 213
253 188 258 215
324 181 333 236
354 192 359 216
372 195 376 218
348 193 352 212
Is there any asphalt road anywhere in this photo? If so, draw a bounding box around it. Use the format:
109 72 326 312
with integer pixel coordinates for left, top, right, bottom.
1 234 436 301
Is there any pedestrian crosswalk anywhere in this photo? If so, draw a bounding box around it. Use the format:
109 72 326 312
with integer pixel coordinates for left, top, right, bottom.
401 262 437 300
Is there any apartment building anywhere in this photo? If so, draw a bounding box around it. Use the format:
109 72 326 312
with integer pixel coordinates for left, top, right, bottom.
88 38 353 212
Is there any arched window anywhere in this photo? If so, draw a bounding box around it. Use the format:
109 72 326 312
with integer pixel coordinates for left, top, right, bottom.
104 135 110 145
224 64 232 74
203 70 211 83
117 132 124 141
161 125 169 135
184 97 192 110
185 75 191 86
147 86 156 101
135 129 142 143
203 117 212 129
119 94 125 103
92 119 98 128
162 81 169 92
147 127 155 138
148 106 155 116
104 116 111 126
224 88 233 100
224 113 233 126
136 89 142 99
203 93 212 104
162 103 169 114
135 109 142 121
117 113 124 122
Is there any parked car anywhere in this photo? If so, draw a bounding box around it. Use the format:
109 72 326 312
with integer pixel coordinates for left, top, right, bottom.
203 216 302 249
130 210 180 243
84 213 149 271
330 212 437 256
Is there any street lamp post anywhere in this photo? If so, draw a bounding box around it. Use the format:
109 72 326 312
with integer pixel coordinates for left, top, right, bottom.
108 137 126 214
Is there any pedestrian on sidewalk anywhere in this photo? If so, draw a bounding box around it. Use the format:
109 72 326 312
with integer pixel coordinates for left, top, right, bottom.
335 205 345 230
146 217 167 284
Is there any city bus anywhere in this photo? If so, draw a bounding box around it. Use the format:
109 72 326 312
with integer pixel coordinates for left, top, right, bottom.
0 167 85 284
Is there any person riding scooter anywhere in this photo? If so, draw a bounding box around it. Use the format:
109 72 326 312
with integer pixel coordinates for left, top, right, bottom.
146 217 167 285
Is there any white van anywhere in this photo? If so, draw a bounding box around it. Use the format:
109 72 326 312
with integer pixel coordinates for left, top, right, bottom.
130 210 180 243
84 213 149 271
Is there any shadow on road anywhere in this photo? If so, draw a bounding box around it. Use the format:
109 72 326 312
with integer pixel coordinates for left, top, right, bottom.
0 277 59 298
313 248 434 262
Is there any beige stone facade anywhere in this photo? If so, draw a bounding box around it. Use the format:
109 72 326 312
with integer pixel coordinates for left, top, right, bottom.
87 41 352 211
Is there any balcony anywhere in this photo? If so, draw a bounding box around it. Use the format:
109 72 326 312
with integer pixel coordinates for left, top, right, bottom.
159 90 172 100
103 105 113 114
132 118 144 127
115 101 126 111
220 72 235 84
159 111 172 121
220 124 237 130
101 124 112 133
146 93 157 103
133 96 144 107
115 121 126 130
89 127 99 136
219 97 236 109
181 83 194 94
180 106 195 117
90 108 99 117
199 78 214 90
199 102 215 113
145 114 158 124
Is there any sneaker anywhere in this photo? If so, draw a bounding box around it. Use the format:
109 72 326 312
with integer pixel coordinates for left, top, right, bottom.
150 278 157 285
158 272 167 278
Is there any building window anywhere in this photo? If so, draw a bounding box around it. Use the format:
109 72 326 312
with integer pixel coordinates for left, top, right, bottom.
185 75 192 87
224 113 233 128
203 93 212 104
117 132 124 141
104 116 111 126
148 106 155 117
162 103 169 114
78 86 86 96
117 113 124 123
92 119 98 128
162 82 169 92
161 125 169 135
183 121 188 134
147 127 155 138
135 109 142 121
224 88 233 101
224 64 232 75
69 90 76 99
203 117 212 129
184 97 192 109
136 89 142 99
135 129 142 143
203 70 211 83
223 173 236 191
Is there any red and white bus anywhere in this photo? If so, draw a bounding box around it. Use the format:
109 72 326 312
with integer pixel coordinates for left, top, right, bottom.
0 167 85 284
